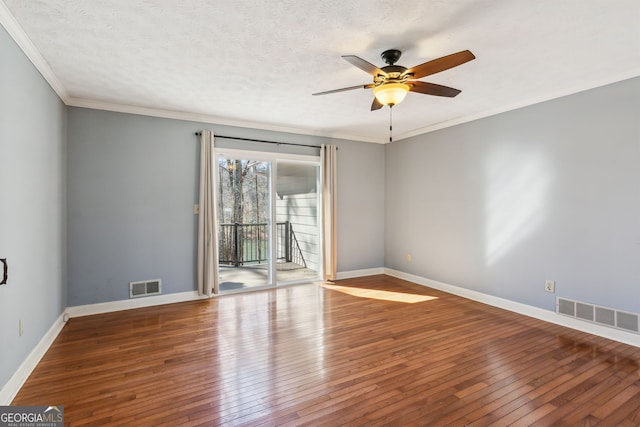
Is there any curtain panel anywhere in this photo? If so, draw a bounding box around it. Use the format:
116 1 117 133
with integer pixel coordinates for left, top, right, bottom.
197 130 219 296
321 144 338 281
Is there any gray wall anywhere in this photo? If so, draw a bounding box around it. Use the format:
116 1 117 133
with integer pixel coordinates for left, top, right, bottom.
385 76 640 313
337 139 386 272
67 108 385 306
0 25 67 389
66 109 200 305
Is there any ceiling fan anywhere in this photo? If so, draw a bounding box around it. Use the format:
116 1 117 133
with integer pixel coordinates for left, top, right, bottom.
313 49 475 110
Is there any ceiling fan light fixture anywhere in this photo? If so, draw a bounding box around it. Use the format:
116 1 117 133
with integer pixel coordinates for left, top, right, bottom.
373 83 410 106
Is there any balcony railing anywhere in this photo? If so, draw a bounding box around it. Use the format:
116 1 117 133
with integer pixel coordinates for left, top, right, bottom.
218 221 306 267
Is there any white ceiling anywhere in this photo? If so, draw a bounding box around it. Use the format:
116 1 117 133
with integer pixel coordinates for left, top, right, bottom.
2 0 639 143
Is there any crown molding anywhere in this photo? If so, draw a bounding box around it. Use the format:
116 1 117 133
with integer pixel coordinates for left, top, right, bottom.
66 97 385 144
0 1 69 102
394 69 640 142
62 70 640 145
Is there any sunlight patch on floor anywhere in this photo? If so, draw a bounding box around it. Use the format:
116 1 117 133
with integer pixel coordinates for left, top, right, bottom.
321 283 438 303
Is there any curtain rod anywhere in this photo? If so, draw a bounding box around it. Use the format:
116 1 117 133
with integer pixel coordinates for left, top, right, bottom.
194 132 331 150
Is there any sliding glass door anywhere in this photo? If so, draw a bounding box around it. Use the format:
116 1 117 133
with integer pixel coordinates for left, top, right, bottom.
216 150 320 293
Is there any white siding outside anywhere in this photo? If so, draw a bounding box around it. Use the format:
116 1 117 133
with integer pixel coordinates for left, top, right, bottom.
276 192 319 272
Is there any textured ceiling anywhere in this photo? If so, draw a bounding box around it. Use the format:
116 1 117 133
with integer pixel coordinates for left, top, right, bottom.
2 0 640 143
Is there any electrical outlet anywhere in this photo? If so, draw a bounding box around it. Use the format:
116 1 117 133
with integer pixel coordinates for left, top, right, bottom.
406 253 412 263
19 319 24 336
545 280 555 293
194 204 200 214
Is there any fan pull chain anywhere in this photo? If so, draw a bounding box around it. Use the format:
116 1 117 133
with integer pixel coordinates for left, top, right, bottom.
389 105 393 143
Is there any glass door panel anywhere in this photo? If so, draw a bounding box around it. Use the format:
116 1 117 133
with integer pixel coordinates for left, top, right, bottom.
275 161 321 284
217 157 272 292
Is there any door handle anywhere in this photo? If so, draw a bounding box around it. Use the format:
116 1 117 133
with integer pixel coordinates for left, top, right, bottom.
1 258 7 285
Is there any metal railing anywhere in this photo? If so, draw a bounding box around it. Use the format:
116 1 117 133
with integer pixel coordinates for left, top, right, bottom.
277 221 307 268
218 221 306 267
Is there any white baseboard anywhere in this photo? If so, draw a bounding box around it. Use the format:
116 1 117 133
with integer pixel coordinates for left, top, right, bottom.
66 272 390 319
0 312 67 405
385 268 640 348
66 291 207 318
336 267 385 280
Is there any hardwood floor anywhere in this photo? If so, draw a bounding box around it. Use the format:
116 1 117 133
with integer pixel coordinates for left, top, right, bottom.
13 275 640 426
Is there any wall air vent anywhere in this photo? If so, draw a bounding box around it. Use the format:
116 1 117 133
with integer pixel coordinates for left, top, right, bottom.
129 279 162 298
557 297 639 334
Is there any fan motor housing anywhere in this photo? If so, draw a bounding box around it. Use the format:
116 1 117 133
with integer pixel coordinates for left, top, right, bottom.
381 65 408 76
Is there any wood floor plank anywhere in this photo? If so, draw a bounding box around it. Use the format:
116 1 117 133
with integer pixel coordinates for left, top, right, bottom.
11 275 640 425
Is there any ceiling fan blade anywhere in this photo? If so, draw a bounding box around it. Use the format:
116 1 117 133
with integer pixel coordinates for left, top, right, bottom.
342 55 386 76
313 84 373 96
405 50 475 80
371 98 383 111
409 81 462 97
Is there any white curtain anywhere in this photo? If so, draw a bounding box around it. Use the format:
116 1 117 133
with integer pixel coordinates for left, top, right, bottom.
197 130 219 296
321 144 338 281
